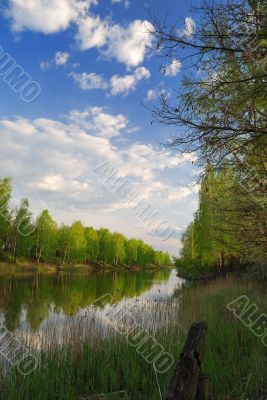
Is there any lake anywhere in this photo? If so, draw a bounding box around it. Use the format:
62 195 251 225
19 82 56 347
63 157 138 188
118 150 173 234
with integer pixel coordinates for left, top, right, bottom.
0 270 265 399
0 269 182 343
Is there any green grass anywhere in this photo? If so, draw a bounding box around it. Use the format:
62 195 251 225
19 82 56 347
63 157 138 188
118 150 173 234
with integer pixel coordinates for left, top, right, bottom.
176 277 267 399
1 276 266 399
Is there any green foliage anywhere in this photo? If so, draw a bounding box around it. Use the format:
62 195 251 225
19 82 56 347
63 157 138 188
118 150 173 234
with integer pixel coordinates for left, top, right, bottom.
0 178 171 269
113 232 126 265
125 239 138 266
69 221 87 264
85 227 99 263
11 198 33 263
34 210 57 263
98 228 116 264
159 0 267 277
154 250 172 267
57 224 71 264
137 241 154 268
0 177 12 255
177 162 266 278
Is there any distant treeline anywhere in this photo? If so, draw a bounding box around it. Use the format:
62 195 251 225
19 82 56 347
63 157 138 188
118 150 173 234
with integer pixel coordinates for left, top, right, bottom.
0 178 171 268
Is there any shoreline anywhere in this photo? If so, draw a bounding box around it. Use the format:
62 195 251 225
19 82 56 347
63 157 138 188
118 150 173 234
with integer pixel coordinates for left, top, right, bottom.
0 260 171 274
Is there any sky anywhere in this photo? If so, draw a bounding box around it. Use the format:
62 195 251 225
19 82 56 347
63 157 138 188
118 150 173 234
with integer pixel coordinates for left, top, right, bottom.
0 0 201 255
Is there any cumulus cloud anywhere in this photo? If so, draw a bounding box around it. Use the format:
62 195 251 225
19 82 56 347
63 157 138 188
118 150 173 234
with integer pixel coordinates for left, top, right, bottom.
70 72 108 90
76 14 109 50
0 109 127 191
146 89 158 101
70 67 150 96
167 185 199 202
118 142 195 181
0 109 197 253
110 67 150 96
65 107 128 138
6 1 153 68
40 51 70 70
7 0 97 33
84 107 128 139
0 109 195 192
146 87 171 102
146 88 166 101
55 51 70 66
162 59 181 77
76 17 153 68
183 17 196 37
104 20 153 68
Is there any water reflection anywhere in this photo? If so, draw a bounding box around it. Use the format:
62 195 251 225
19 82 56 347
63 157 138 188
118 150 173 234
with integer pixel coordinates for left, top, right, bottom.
0 269 181 332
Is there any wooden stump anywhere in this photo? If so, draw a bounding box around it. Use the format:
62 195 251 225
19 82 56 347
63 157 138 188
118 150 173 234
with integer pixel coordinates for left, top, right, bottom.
166 321 208 400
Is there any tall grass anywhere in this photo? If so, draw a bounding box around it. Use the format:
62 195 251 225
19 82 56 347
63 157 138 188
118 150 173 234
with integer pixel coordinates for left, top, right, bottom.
1 276 266 399
176 277 267 399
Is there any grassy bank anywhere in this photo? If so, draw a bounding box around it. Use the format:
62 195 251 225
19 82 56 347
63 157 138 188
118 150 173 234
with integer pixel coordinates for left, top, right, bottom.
0 262 57 276
1 276 266 399
176 277 267 399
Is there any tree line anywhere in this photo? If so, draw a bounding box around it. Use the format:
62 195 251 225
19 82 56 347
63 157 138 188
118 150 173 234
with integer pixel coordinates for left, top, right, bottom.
177 165 266 277
0 178 171 268
151 0 267 277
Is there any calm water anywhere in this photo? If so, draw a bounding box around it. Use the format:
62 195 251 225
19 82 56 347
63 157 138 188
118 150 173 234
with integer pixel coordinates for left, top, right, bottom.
0 269 182 334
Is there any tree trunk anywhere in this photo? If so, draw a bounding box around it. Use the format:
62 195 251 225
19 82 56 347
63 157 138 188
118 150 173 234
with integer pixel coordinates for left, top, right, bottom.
12 236 17 264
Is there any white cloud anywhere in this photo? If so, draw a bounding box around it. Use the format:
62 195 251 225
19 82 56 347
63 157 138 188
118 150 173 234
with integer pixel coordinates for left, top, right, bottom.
66 107 128 138
183 17 196 37
76 14 109 50
70 67 150 96
110 67 150 96
33 174 65 192
86 108 128 139
1 113 189 187
111 0 130 8
0 109 195 189
40 51 70 71
146 88 171 102
146 88 165 101
105 20 154 68
76 17 153 68
126 126 140 134
163 59 181 77
167 185 199 202
70 72 108 90
7 0 97 33
6 1 153 68
147 89 158 101
118 142 192 181
55 51 70 66
0 109 197 253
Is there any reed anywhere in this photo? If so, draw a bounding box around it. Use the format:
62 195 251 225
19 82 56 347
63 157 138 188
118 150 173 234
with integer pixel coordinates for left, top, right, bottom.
1 276 266 399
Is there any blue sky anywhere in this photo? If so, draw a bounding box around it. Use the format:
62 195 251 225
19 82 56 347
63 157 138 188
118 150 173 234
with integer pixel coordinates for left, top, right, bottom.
0 0 201 255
